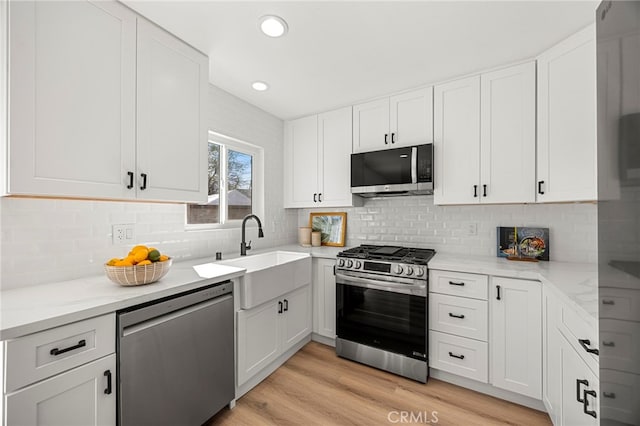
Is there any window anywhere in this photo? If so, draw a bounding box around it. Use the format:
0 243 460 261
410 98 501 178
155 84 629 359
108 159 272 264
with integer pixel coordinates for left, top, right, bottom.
187 132 263 227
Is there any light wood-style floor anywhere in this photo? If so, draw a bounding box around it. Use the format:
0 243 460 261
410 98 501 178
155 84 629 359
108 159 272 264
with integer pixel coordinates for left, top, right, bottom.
208 341 551 426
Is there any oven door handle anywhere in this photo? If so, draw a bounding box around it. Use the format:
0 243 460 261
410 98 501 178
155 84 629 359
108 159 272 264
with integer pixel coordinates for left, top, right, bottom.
336 272 426 296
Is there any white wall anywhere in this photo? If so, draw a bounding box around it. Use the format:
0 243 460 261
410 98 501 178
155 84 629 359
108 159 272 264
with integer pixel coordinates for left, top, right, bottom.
0 85 297 290
298 197 597 263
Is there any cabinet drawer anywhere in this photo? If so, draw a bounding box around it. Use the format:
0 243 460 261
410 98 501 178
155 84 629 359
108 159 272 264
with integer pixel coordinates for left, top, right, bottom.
5 314 115 392
600 319 640 375
429 270 488 300
429 293 488 341
600 288 640 321
429 330 488 383
600 368 640 425
557 299 599 375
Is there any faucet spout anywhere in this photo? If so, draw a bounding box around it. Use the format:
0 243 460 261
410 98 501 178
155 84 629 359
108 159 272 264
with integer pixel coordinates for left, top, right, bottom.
241 214 264 256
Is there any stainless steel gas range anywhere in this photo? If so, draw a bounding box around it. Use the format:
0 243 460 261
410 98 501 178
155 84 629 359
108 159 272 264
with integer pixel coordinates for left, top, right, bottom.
335 245 435 383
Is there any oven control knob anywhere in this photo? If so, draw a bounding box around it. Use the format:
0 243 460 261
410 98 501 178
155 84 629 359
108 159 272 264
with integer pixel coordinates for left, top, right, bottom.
406 266 414 276
338 259 345 267
355 261 362 269
347 260 353 268
415 267 425 277
394 265 404 274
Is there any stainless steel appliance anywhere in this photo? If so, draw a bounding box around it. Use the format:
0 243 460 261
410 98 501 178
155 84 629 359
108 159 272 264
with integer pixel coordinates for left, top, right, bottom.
351 144 433 197
335 245 435 382
597 2 640 424
117 281 234 426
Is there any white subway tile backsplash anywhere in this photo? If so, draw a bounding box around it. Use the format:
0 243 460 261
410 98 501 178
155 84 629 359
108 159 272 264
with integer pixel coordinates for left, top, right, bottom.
298 196 597 263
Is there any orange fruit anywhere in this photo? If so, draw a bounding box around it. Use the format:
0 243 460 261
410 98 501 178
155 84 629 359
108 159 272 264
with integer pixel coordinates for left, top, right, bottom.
159 255 169 262
106 258 119 266
114 258 133 267
137 260 152 266
129 247 149 263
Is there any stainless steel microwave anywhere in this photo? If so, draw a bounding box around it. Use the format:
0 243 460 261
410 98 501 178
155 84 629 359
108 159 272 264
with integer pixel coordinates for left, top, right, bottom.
351 144 433 197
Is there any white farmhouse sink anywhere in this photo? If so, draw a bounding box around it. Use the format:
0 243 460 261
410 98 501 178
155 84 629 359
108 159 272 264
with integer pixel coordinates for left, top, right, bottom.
219 251 311 309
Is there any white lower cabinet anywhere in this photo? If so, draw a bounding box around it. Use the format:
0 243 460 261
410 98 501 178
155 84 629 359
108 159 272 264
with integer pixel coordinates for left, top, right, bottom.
3 314 116 426
490 277 542 400
237 285 311 386
544 285 600 425
560 335 599 425
430 270 542 401
312 258 336 340
6 354 116 426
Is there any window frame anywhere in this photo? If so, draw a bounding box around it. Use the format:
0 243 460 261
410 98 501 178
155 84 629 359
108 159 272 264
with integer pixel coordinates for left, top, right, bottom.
186 131 264 230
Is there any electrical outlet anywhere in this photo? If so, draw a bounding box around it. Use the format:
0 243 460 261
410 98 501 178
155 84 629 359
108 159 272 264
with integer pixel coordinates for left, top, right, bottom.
467 222 478 237
112 224 135 245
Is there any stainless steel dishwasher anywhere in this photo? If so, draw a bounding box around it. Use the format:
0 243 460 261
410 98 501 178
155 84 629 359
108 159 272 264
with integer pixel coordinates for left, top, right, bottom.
117 281 234 426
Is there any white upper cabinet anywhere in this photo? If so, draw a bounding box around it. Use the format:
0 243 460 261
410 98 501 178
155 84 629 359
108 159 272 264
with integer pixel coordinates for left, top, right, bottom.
7 0 208 203
353 87 433 152
536 24 596 202
433 75 481 204
434 62 535 205
284 106 360 208
8 0 137 199
284 115 319 207
480 62 536 204
136 19 208 203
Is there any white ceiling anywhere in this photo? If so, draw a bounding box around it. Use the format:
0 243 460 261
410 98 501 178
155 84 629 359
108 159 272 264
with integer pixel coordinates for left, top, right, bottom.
121 1 598 120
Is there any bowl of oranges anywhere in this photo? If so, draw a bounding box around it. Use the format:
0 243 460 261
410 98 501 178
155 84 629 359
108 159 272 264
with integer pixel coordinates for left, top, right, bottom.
104 245 172 286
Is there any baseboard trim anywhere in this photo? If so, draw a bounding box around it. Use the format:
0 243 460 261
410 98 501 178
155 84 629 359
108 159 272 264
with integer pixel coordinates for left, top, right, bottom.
430 369 547 412
311 333 335 347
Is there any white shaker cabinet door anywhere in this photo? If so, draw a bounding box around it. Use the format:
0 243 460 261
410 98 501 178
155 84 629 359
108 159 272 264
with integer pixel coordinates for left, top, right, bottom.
318 106 353 207
352 98 390 152
8 0 137 198
480 62 536 203
536 24 596 202
6 354 116 426
281 285 312 351
136 18 208 203
490 277 542 400
389 87 434 148
433 75 481 205
284 115 319 207
313 258 337 339
237 299 281 386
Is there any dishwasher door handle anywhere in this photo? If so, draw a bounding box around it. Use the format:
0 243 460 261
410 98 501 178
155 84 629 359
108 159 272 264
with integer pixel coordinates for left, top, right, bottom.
122 294 233 337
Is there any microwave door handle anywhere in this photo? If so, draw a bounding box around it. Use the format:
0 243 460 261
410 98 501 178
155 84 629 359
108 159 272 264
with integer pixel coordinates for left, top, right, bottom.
411 147 417 184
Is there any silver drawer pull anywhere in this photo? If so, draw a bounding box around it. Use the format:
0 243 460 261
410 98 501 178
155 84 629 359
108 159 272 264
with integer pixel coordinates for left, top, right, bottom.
602 300 615 305
50 339 86 356
603 392 616 399
602 341 615 347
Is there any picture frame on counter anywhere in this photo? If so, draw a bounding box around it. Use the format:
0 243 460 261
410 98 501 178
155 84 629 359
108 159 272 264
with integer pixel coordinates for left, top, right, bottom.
309 212 347 247
497 226 550 261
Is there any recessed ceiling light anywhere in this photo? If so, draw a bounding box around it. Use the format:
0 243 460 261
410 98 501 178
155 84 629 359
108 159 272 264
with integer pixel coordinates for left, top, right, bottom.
252 81 269 91
259 15 288 38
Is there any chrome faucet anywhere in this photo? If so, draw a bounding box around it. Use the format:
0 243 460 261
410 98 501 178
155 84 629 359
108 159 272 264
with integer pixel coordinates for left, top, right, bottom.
241 214 264 256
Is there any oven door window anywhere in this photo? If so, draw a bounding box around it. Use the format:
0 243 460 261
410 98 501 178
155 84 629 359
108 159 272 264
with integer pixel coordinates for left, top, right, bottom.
336 283 426 360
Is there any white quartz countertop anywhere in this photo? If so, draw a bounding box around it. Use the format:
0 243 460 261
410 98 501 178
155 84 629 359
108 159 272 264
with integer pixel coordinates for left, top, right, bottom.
0 244 341 340
1 243 599 340
430 253 598 321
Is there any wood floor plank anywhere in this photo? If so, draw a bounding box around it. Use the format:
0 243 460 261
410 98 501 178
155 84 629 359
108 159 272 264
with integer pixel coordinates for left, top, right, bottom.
207 341 551 426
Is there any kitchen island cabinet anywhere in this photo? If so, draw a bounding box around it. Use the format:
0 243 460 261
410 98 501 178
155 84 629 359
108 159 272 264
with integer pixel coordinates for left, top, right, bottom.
6 0 208 203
